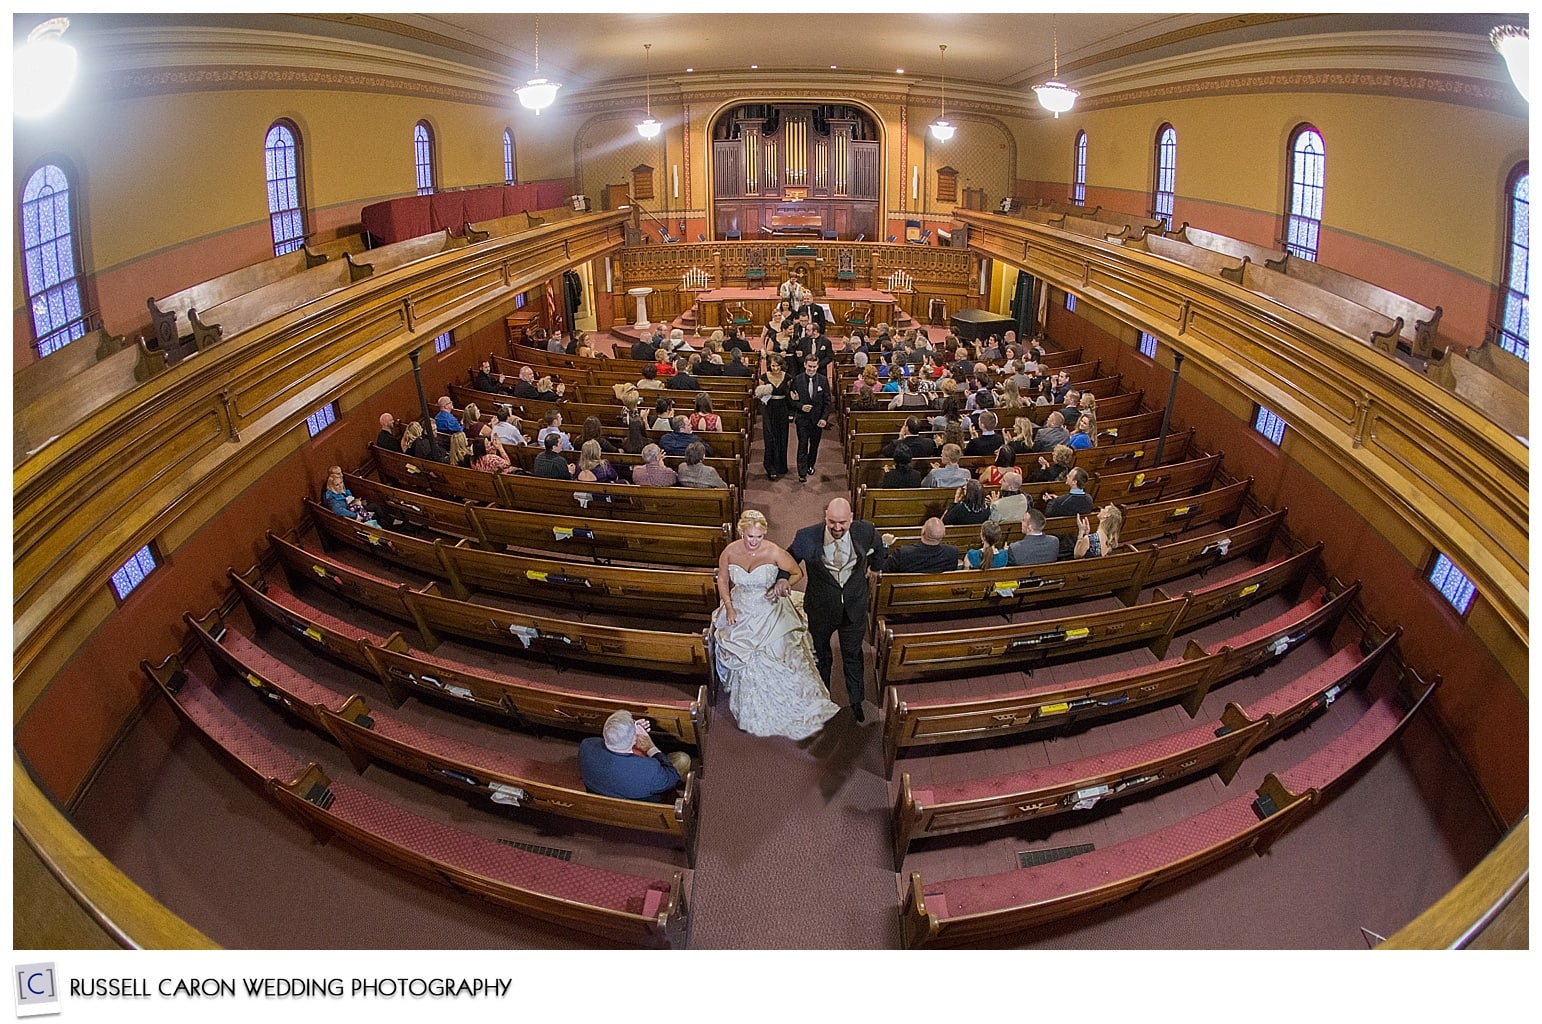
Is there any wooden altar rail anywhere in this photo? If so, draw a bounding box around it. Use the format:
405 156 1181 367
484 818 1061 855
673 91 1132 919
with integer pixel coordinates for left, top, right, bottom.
15 210 631 678
952 209 1527 659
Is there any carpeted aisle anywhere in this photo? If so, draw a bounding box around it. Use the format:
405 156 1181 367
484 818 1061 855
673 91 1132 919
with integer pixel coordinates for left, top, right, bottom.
684 424 902 948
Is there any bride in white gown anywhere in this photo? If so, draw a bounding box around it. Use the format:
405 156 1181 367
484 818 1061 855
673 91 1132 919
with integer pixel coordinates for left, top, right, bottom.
712 510 841 739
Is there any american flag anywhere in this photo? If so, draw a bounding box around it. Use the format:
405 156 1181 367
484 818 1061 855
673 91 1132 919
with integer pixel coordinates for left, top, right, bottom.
545 278 563 334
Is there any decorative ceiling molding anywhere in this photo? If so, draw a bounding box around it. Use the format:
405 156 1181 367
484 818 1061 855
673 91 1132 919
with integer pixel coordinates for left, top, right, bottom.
1081 68 1519 114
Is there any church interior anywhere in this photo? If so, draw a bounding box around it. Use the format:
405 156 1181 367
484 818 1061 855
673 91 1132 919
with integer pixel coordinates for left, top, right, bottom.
11 10 1530 980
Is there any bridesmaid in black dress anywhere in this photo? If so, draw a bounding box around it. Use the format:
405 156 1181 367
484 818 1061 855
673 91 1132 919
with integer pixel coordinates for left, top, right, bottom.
756 353 793 480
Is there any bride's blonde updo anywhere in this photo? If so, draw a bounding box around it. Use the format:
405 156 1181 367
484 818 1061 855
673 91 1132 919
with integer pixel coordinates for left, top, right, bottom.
737 509 770 537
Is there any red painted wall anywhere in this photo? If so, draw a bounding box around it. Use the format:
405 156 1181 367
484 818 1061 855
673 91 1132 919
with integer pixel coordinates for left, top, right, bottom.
1049 302 1527 822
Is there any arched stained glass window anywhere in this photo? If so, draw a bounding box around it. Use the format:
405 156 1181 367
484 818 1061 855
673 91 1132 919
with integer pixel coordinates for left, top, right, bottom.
1285 125 1325 261
1153 124 1177 229
265 121 306 255
1498 165 1529 361
415 121 437 195
1072 131 1087 206
503 128 516 184
20 163 87 356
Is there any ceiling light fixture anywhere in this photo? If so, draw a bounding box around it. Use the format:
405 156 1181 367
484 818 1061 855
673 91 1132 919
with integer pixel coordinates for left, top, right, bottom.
1033 17 1079 118
515 15 561 114
14 17 78 119
1491 25 1530 102
930 44 955 142
636 43 661 138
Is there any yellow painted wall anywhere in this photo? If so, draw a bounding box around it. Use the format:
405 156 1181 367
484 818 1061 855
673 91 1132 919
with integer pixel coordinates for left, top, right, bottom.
1014 90 1525 282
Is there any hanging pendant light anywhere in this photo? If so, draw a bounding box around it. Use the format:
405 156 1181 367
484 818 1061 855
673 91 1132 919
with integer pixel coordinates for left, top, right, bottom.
1490 25 1530 103
1033 18 1079 118
14 17 78 119
516 16 562 114
929 44 955 142
637 43 662 138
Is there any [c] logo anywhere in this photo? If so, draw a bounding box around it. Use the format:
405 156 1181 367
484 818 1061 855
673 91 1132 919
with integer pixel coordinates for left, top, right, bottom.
13 963 59 1018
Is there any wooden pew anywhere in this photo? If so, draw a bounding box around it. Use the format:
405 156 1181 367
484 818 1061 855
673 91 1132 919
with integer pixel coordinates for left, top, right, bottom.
1427 346 1528 441
1139 508 1287 588
845 398 1156 457
1069 475 1250 545
372 443 504 503
146 245 328 352
899 653 1433 948
344 228 468 279
14 330 166 460
1153 542 1322 651
180 609 703 860
466 505 728 567
183 259 356 349
501 445 744 492
875 595 1192 686
890 625 1400 866
1225 258 1405 357
265 530 712 679
1091 451 1222 505
870 545 1157 623
343 473 480 539
244 551 710 746
274 763 689 947
1266 249 1449 358
880 581 1361 773
306 500 720 618
1125 231 1247 280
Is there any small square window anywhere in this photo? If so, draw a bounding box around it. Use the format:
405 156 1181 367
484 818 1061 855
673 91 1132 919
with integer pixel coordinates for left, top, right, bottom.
434 331 454 354
1138 332 1158 359
110 544 160 602
1427 553 1477 616
1065 293 1077 312
305 401 339 437
1252 404 1286 446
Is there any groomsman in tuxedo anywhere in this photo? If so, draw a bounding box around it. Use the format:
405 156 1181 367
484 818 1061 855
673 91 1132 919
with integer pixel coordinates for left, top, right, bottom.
785 498 886 720
789 354 831 483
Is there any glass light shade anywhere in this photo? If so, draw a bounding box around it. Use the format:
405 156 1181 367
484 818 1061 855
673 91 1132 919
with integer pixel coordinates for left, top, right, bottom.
1034 81 1079 117
14 18 77 119
929 119 955 142
516 77 561 113
1491 25 1529 102
636 117 662 139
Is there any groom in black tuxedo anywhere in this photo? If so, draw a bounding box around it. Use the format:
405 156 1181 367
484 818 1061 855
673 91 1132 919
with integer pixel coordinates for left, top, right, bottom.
785 497 885 720
789 354 830 483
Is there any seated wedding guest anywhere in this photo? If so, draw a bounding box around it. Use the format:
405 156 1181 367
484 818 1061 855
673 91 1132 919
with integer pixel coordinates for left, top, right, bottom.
492 405 526 447
574 338 596 359
977 446 1017 488
676 441 727 488
1007 509 1060 566
636 362 665 391
722 348 753 378
689 392 722 433
321 465 381 526
1005 416 1035 457
942 479 992 526
574 439 621 483
402 421 447 463
513 365 566 401
1027 443 1075 484
462 403 492 445
580 415 622 454
471 436 512 474
940 420 968 453
667 356 701 390
1060 389 1083 426
963 409 1004 457
1077 391 1098 421
722 326 752 353
660 416 711 457
631 443 679 487
547 332 568 353
988 471 1028 522
852 364 880 395
930 394 965 434
433 396 464 436
881 449 926 488
893 415 940 459
964 520 1010 569
579 710 690 802
1032 411 1072 452
880 518 960 574
1044 467 1093 517
621 409 650 455
650 396 677 431
667 327 695 353
474 358 512 394
532 432 572 479
631 332 658 361
447 430 471 467
654 348 678 376
376 412 401 453
1068 412 1097 449
998 377 1026 412
922 443 971 488
536 409 573 452
1075 504 1124 558
888 375 930 410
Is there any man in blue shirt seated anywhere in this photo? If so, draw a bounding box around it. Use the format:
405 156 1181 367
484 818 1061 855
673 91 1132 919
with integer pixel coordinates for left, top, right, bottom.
659 416 711 457
1044 467 1093 517
433 396 464 436
578 710 692 802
